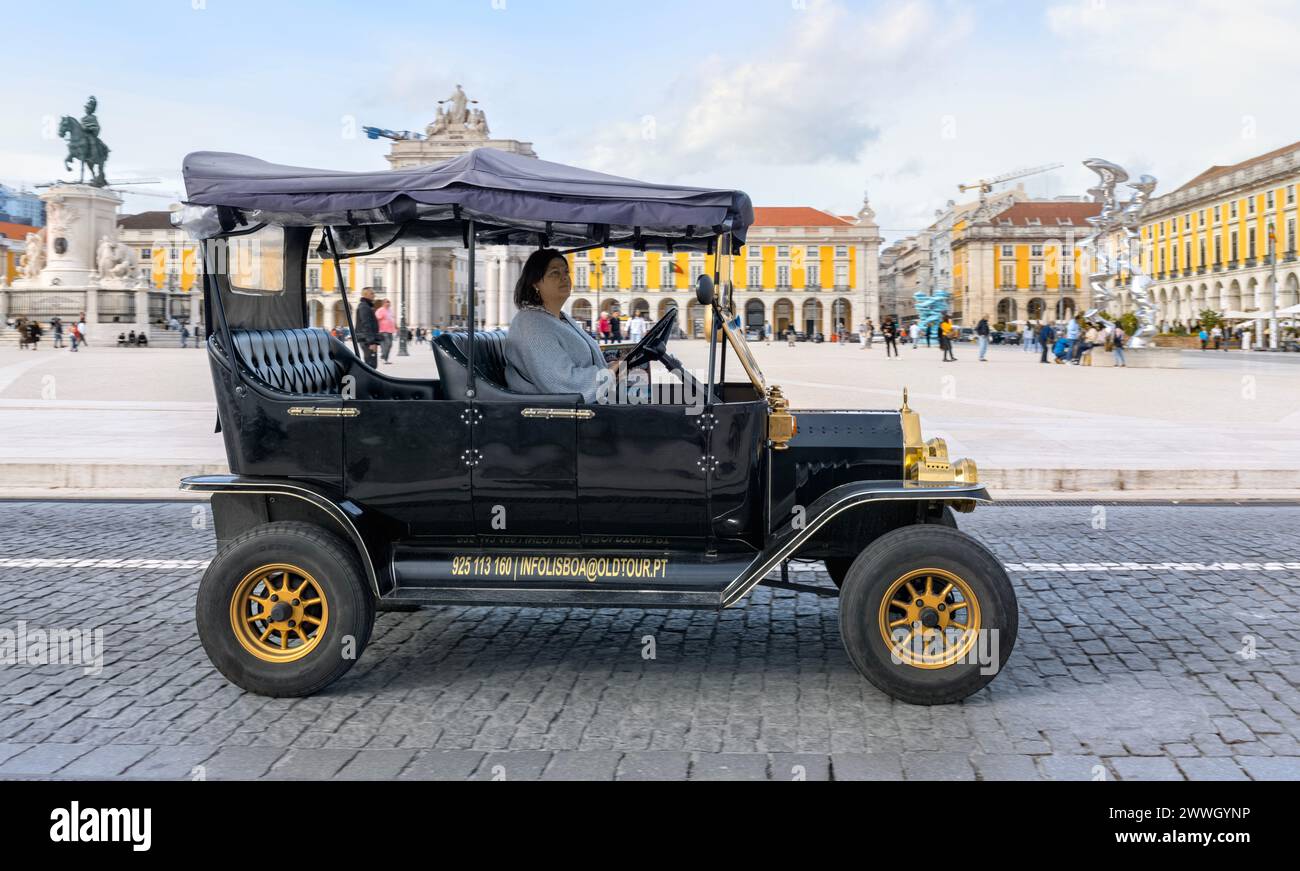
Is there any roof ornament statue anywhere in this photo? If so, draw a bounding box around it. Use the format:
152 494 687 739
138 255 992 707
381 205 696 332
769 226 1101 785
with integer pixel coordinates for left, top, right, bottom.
856 189 876 224
59 96 110 186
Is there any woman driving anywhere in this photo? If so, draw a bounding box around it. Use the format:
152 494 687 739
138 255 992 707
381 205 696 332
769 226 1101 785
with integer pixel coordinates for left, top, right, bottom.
505 249 623 401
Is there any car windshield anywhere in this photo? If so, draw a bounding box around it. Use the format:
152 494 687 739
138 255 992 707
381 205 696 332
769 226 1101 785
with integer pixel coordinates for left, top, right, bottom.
722 312 766 393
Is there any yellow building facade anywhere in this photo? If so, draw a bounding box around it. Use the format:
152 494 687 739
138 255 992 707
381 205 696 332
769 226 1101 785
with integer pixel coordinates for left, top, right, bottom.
1132 140 1300 330
949 200 1098 326
564 202 881 338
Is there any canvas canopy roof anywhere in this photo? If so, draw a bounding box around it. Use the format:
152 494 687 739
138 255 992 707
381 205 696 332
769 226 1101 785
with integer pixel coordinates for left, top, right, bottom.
179 148 753 253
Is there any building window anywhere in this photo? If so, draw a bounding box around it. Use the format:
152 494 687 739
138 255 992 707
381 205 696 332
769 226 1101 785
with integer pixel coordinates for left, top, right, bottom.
632 265 644 287
576 266 588 287
661 263 674 286
1248 197 1256 214
1231 234 1239 261
307 267 320 288
1266 190 1275 209
835 245 847 257
1001 264 1014 288
371 269 384 289
1288 218 1296 252
777 265 789 286
1248 227 1256 259
1199 239 1206 265
1001 245 1013 257
835 264 848 286
748 246 759 258
604 263 618 287
1061 266 1073 287
689 263 702 283
1031 244 1043 257
807 263 819 287
1214 206 1221 222
1215 236 1222 263
1289 186 1296 206
1199 210 1206 227
1030 265 1043 287
806 245 819 258
1230 201 1238 218
777 245 789 257
748 264 761 287
1184 214 1191 230
140 248 151 259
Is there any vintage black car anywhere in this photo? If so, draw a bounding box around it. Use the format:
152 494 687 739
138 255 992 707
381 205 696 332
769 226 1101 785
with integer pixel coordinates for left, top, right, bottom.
178 148 1016 705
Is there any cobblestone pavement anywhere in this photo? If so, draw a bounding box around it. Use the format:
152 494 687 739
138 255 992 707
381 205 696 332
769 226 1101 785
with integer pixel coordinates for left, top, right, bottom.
0 501 1296 781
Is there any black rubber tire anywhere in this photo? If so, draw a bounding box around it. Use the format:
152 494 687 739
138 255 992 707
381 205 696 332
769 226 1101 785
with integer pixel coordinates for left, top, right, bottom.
838 524 1017 705
823 506 957 588
196 521 375 697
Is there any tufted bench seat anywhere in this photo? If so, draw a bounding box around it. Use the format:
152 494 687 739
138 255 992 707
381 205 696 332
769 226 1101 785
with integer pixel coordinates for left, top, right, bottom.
227 327 435 400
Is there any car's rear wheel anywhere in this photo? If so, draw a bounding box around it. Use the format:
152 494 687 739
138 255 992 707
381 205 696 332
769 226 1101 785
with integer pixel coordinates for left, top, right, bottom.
196 521 374 697
838 524 1017 705
823 506 957 588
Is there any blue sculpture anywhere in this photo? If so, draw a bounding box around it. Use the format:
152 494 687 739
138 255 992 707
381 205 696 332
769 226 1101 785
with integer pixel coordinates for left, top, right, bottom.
913 289 950 333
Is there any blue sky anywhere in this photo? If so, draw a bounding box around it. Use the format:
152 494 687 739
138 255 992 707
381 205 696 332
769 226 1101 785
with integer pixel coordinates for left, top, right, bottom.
4 0 1298 242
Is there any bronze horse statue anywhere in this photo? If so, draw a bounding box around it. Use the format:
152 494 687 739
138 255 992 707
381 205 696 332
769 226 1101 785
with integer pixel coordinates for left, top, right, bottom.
59 116 110 187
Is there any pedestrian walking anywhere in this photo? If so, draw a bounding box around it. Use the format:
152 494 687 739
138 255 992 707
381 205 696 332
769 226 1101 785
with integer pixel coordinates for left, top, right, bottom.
1211 324 1223 350
786 326 796 347
376 298 396 364
883 319 899 357
909 322 920 348
1198 326 1209 350
627 310 648 343
355 287 381 368
181 323 191 348
609 310 622 341
1067 315 1083 364
939 314 956 362
976 314 990 362
598 311 610 341
1038 322 1055 364
1111 323 1127 367
51 317 64 348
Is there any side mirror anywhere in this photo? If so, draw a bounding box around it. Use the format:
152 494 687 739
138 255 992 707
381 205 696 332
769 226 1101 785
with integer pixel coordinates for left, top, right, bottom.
696 274 714 306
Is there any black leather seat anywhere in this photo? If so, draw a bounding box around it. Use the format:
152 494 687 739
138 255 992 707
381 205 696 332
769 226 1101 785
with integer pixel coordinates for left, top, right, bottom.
433 331 577 401
227 327 434 400
232 328 343 395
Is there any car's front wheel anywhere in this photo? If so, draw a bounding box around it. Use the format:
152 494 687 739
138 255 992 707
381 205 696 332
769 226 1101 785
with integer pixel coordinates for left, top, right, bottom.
196 521 375 697
838 524 1017 705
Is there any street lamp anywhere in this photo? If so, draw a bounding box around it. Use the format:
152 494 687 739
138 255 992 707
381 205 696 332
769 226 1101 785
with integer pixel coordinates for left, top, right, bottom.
397 246 410 356
1268 222 1279 351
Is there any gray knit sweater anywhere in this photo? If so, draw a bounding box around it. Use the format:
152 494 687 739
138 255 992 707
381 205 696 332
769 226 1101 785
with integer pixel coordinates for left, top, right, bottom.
505 307 606 402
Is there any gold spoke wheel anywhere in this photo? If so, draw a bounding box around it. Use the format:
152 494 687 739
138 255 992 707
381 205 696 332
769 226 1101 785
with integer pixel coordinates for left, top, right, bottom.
229 563 329 663
877 567 980 669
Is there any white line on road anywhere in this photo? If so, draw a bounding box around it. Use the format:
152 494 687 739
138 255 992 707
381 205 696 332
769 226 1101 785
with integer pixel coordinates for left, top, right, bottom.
1005 561 1300 572
0 558 210 569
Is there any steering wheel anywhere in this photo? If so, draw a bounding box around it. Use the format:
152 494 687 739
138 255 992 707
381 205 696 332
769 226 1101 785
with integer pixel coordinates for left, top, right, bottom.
619 307 677 370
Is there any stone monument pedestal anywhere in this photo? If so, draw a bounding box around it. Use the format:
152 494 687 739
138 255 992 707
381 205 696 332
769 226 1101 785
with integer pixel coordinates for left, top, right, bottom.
13 184 122 289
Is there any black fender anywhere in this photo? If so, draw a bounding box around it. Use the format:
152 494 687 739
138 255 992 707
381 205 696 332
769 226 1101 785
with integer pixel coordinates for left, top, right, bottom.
181 474 390 596
722 480 990 607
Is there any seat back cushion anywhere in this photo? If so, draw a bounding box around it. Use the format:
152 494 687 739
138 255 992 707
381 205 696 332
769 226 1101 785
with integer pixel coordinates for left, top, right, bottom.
231 328 344 395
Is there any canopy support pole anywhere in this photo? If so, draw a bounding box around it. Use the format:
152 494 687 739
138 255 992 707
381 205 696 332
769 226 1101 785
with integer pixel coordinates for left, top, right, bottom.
323 228 360 357
466 219 477 399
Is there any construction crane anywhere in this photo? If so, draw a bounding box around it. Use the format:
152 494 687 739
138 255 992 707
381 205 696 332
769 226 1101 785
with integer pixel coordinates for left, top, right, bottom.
958 163 1064 201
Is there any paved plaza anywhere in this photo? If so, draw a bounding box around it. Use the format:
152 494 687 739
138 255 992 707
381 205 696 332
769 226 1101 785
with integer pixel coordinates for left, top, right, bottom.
1 339 1298 496
0 499 1295 780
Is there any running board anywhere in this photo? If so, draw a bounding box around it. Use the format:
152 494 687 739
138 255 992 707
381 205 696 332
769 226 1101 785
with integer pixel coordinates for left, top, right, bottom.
386 546 757 609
